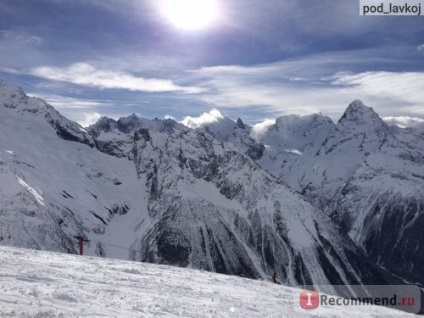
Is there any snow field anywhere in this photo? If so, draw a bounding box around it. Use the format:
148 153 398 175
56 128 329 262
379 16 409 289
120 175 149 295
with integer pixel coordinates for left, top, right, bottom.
0 246 415 318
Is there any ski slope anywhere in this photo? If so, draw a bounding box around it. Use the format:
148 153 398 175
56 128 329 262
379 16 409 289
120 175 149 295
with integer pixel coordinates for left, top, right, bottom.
0 246 415 317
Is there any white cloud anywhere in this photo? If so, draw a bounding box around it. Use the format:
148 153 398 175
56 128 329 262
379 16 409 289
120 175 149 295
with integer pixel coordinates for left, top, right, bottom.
418 44 424 53
189 60 424 122
331 71 424 106
24 36 42 46
27 93 109 109
251 119 275 141
27 93 113 126
5 49 424 125
164 114 176 120
181 109 224 128
191 67 347 120
0 67 20 74
30 63 203 94
382 116 424 128
0 30 42 46
79 112 102 127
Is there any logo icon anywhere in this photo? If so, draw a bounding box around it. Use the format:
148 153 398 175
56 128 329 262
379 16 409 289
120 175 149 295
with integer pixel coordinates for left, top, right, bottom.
300 290 320 310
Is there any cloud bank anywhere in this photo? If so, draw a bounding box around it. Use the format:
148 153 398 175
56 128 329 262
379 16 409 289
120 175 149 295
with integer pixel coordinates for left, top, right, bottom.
79 112 102 127
30 63 203 94
181 109 224 128
251 119 275 140
189 57 424 121
382 116 424 128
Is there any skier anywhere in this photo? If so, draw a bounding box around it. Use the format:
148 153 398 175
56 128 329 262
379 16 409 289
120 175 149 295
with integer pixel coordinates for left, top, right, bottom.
272 271 278 284
238 269 246 278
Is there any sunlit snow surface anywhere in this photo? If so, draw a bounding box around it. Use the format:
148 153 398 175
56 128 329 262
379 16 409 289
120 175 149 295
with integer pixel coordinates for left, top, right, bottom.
0 246 414 318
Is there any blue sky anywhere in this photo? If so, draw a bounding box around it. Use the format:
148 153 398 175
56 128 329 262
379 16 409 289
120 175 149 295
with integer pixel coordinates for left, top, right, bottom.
1 0 424 127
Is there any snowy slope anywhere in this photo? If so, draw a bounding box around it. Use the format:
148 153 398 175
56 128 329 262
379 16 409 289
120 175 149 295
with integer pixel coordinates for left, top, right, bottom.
0 80 149 259
244 100 424 287
255 113 335 184
0 245 417 318
290 101 424 286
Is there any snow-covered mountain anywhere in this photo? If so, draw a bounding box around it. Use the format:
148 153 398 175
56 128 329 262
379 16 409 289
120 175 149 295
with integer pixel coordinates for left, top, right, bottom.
0 80 410 297
0 81 147 260
214 100 424 288
87 113 405 289
2 245 418 318
314 102 424 287
181 110 265 161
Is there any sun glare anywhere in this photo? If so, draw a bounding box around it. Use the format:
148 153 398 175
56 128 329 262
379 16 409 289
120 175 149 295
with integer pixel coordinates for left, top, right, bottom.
160 0 218 31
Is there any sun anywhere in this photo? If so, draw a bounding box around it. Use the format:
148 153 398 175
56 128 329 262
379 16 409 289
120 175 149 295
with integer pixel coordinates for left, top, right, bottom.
159 0 218 31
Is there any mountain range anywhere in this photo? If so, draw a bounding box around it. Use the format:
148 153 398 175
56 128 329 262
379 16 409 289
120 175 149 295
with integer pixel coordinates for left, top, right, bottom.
201 99 424 287
0 80 423 302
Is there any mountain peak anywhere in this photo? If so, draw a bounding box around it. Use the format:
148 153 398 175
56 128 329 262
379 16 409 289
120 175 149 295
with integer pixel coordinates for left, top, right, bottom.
320 100 395 157
349 99 366 108
0 81 32 111
88 116 118 132
273 113 334 133
236 118 246 129
338 100 381 124
88 113 184 135
0 80 24 94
